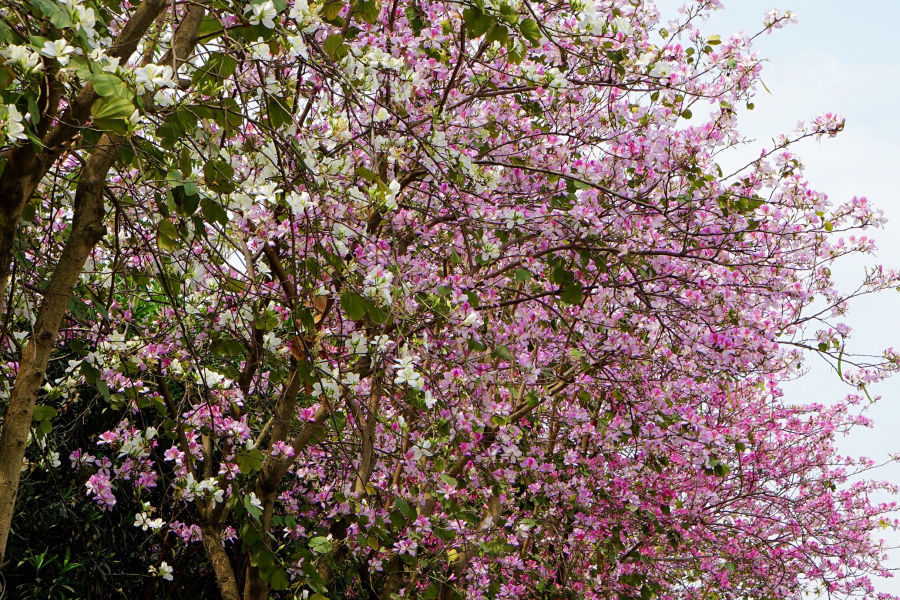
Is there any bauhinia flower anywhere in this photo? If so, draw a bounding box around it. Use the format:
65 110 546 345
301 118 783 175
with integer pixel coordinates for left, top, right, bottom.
39 39 75 65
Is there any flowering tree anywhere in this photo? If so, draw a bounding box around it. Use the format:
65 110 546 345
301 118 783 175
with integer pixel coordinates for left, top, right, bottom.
0 0 898 598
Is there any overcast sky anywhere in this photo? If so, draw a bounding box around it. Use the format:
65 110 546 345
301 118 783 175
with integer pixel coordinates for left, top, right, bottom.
651 0 900 591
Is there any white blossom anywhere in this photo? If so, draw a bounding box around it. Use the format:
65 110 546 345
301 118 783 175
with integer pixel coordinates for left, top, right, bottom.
39 40 76 65
248 0 278 28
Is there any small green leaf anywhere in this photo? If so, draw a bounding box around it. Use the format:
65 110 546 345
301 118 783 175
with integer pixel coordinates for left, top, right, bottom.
309 536 333 554
32 405 58 421
462 7 494 38
323 33 345 58
203 159 236 194
341 290 368 321
355 166 379 182
492 345 513 361
485 24 509 46
519 18 541 45
93 73 132 99
269 568 289 591
156 220 178 251
201 198 229 227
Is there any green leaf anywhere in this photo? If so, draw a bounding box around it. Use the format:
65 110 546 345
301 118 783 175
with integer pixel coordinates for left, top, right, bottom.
485 25 509 46
32 405 58 421
352 0 380 24
355 166 379 182
519 18 541 45
91 96 135 134
213 339 244 357
366 303 387 324
237 447 264 474
309 536 333 554
506 39 525 64
203 159 236 193
323 33 345 58
183 182 199 197
0 19 12 45
172 186 199 216
267 96 293 130
269 568 289 591
198 14 224 40
321 0 344 20
439 474 458 487
201 198 229 227
551 267 574 286
492 345 513 361
463 7 494 38
250 547 275 571
91 95 134 120
341 290 368 321
0 66 14 92
156 220 179 251
515 268 531 282
560 283 583 305
404 4 425 34
395 497 411 516
681 108 693 120
93 73 132 99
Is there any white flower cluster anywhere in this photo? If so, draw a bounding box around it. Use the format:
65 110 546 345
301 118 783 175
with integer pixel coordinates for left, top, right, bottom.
1 44 42 71
149 561 174 581
394 352 424 390
345 331 369 355
0 104 26 143
288 190 317 213
363 266 394 305
133 64 177 91
134 511 165 531
58 0 98 38
248 0 278 28
178 473 226 506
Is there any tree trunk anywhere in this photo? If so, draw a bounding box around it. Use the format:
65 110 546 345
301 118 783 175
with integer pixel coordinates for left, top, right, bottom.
201 524 240 600
243 398 329 600
0 0 205 569
0 135 117 562
0 0 168 312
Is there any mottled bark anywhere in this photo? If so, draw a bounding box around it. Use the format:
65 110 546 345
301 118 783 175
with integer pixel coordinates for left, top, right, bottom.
201 524 241 600
0 0 206 566
0 135 117 562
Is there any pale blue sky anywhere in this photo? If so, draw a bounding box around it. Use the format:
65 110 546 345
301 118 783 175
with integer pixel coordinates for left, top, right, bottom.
653 0 900 592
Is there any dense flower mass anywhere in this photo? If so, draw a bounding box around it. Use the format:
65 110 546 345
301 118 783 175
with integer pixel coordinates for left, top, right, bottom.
0 0 898 598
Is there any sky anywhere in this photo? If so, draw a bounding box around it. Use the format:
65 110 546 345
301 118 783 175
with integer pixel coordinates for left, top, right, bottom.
651 0 900 592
